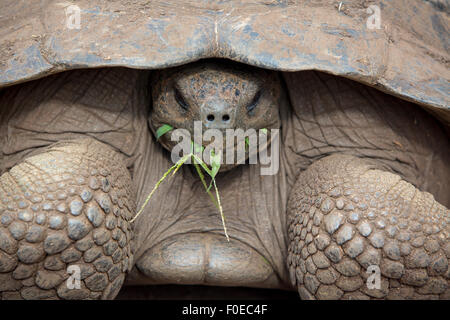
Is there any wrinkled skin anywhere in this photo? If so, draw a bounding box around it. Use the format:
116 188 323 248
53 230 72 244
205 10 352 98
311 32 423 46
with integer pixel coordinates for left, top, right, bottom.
0 60 449 300
149 61 281 171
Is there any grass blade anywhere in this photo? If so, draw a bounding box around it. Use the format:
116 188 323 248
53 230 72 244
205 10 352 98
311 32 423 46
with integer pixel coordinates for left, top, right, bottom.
132 145 230 242
213 179 229 241
194 162 218 208
131 153 190 223
192 154 212 176
209 149 221 179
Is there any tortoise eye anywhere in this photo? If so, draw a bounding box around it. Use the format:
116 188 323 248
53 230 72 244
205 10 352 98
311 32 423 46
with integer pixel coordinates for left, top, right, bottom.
174 88 188 111
247 90 262 113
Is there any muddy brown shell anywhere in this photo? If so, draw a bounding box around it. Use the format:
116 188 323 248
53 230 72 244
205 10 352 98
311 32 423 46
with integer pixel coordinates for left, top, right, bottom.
0 0 448 122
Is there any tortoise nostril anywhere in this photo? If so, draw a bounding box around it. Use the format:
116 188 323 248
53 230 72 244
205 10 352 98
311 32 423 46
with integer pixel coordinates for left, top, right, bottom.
222 114 230 122
207 114 215 122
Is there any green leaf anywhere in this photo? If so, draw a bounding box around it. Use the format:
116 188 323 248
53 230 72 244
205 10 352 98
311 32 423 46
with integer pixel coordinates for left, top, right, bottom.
192 154 212 176
132 140 230 241
209 149 221 179
260 128 268 135
156 124 173 140
206 149 221 192
191 141 205 155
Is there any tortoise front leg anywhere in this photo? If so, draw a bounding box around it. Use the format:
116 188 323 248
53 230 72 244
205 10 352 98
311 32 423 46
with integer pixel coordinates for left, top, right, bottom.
0 138 135 300
287 155 449 300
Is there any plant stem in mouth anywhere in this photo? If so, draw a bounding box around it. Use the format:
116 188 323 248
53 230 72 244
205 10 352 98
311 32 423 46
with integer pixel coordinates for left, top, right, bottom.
132 126 229 240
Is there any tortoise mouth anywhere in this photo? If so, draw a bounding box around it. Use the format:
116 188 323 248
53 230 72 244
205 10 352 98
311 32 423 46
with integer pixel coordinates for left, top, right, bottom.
126 233 284 290
156 126 273 172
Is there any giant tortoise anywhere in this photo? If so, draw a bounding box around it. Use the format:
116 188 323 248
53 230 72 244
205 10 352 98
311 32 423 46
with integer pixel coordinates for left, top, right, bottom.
0 0 449 300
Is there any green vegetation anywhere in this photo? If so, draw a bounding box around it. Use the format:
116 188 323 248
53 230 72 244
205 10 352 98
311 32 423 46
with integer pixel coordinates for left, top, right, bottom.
131 125 229 241
132 125 269 241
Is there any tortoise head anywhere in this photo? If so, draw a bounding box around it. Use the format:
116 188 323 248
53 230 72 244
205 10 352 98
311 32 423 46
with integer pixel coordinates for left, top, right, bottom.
149 60 282 171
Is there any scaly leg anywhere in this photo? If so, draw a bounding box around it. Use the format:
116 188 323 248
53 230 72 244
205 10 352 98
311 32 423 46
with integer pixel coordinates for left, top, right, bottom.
0 138 135 299
287 154 449 300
